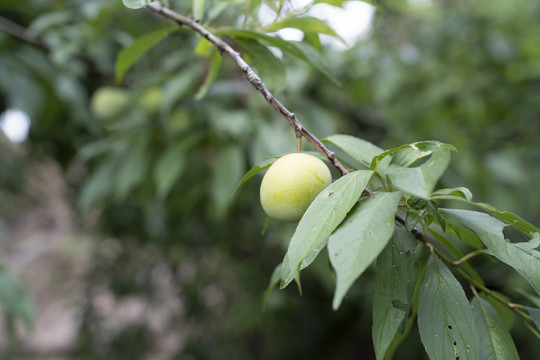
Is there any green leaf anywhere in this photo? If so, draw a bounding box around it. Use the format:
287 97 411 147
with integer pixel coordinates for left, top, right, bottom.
79 157 118 210
211 145 245 218
206 0 247 21
479 292 515 330
195 48 223 99
386 145 452 199
323 134 384 168
429 190 538 238
161 70 200 111
233 38 285 93
372 227 419 360
370 144 416 170
193 0 205 20
122 0 152 9
115 27 176 83
390 146 434 168
28 10 71 36
428 225 484 284
280 170 374 289
0 270 35 328
328 191 401 309
232 158 275 198
471 202 540 237
214 28 340 86
154 144 187 197
418 254 479 360
431 187 474 202
264 16 345 43
426 200 446 231
314 0 350 6
115 145 148 200
194 38 214 57
529 307 540 332
441 209 540 296
516 289 540 308
262 263 282 311
370 141 455 170
471 296 519 360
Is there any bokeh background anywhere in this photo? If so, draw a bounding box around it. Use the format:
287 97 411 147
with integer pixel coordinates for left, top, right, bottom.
1 0 539 359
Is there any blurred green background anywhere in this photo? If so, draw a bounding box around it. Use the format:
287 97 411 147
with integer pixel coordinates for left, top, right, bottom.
1 0 539 359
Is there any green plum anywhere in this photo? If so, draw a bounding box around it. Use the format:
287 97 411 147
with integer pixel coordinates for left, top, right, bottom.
90 86 130 120
260 153 332 223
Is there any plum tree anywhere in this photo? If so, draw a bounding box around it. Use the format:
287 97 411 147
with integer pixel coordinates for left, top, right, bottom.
260 153 332 223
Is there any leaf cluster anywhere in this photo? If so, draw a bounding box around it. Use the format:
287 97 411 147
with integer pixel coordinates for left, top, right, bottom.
244 135 540 359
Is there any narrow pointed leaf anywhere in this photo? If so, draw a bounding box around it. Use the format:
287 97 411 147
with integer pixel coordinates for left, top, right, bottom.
115 144 148 200
529 307 540 332
471 296 519 360
154 144 187 197
231 158 275 198
370 141 455 170
323 134 384 168
428 226 484 284
328 192 401 309
386 146 452 199
211 145 245 218
280 170 374 288
429 191 538 238
418 254 479 360
372 227 419 360
193 0 205 20
214 28 340 85
479 292 515 330
233 38 285 92
122 0 151 9
195 48 223 99
116 27 177 83
262 263 282 311
471 202 540 237
442 209 540 295
431 187 474 202
264 16 345 44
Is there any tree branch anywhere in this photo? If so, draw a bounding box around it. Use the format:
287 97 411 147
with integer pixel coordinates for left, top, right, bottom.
146 1 348 175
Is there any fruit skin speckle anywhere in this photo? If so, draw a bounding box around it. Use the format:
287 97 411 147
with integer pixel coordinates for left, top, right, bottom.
260 153 332 223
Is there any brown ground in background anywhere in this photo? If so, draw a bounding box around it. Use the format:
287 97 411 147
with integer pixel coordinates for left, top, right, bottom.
0 158 188 360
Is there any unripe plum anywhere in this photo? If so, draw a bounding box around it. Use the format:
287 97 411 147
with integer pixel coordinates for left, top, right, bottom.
260 153 332 223
90 86 130 120
139 87 162 114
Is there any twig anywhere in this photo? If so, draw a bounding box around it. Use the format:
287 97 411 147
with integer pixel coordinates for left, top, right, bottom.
146 1 413 231
146 1 348 175
141 2 540 340
453 250 483 266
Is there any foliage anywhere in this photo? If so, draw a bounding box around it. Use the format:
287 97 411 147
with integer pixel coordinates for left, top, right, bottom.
1 0 540 359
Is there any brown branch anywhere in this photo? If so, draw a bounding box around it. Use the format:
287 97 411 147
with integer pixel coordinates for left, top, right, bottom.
146 1 410 229
146 1 348 176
